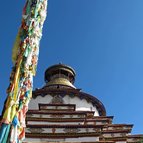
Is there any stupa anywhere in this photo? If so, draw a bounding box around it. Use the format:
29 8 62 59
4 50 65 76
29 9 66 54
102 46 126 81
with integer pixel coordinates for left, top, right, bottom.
24 64 143 143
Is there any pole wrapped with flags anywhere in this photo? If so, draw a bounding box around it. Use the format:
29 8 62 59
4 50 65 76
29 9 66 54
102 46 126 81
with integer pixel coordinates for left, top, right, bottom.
0 0 48 142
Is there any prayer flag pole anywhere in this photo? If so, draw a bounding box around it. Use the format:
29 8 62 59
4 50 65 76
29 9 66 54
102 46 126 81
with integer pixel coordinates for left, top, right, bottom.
0 0 48 142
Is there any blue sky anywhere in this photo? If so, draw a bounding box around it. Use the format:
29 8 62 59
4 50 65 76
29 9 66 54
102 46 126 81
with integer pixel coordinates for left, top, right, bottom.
0 0 143 134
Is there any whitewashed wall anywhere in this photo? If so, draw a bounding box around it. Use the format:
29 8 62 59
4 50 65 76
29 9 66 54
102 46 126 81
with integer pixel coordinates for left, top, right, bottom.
29 94 99 116
24 137 99 142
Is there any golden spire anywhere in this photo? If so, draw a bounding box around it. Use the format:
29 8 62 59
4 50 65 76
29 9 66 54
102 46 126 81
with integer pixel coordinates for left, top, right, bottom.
44 64 76 88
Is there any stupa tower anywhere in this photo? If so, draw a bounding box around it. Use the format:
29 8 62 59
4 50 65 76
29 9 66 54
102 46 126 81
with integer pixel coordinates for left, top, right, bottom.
24 64 143 143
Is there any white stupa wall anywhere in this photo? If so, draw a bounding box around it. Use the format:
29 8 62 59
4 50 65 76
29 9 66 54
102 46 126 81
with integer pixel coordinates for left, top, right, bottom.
24 137 99 142
29 94 99 116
